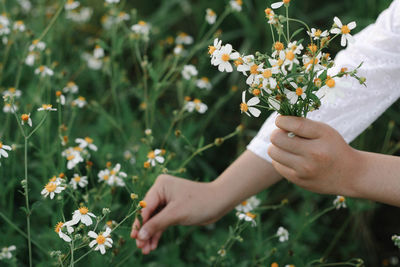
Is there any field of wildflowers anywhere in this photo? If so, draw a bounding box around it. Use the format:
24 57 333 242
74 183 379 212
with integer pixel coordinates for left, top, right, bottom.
0 0 399 266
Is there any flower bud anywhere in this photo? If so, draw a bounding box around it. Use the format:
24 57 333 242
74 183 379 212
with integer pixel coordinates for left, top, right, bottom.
214 138 224 146
102 208 111 215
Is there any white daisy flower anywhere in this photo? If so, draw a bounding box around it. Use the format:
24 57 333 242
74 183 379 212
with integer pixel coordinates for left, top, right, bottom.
71 207 96 226
316 76 344 103
173 44 185 56
333 195 347 209
268 51 287 75
283 49 299 71
37 104 57 111
116 11 130 23
88 227 113 254
21 113 32 127
65 0 80 10
48 174 66 184
0 24 10 36
271 0 290 9
237 212 257 227
229 0 243 12
330 17 356 47
240 91 261 117
146 149 165 167
181 64 198 80
0 14 9 27
71 96 87 108
98 169 112 184
184 99 208 114
62 147 84 169
212 44 240 72
63 81 79 94
82 52 103 70
205 8 217 25
66 7 93 23
2 87 22 98
287 41 304 55
54 221 74 242
34 65 54 77
235 196 261 213
237 56 264 85
196 77 212 90
108 163 127 187
0 142 12 158
25 52 37 66
69 174 88 189
131 21 150 36
41 181 65 199
257 66 279 90
302 52 323 72
209 38 222 60
3 103 18 113
93 45 104 59
29 39 46 51
13 21 26 32
75 137 97 151
0 245 16 260
175 32 193 45
17 0 32 13
276 226 289 242
307 28 329 40
105 0 120 3
56 91 66 105
285 82 306 104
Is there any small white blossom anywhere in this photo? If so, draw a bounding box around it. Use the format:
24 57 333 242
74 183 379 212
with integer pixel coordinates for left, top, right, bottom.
63 81 79 94
175 32 193 45
70 207 96 226
69 174 88 189
212 44 240 72
41 181 65 199
13 21 26 32
29 40 46 51
205 9 217 25
184 98 208 114
285 82 306 104
37 104 57 111
235 196 261 213
131 21 150 36
88 227 113 254
0 245 16 260
196 77 212 90
230 0 243 11
21 113 32 127
307 28 329 40
240 91 260 117
55 221 75 242
237 212 257 226
71 96 87 108
330 17 356 47
181 64 198 80
65 0 80 10
105 0 120 3
75 137 97 151
34 66 54 77
333 195 347 209
93 45 104 59
276 226 289 242
146 149 165 166
0 142 12 158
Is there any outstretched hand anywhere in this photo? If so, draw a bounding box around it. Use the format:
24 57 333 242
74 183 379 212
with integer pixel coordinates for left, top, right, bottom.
130 175 226 254
268 115 362 197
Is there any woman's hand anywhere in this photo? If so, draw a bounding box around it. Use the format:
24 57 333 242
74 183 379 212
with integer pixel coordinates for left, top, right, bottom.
268 116 362 196
130 174 227 254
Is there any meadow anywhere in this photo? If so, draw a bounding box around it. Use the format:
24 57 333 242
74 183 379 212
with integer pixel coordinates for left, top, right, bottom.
0 0 399 266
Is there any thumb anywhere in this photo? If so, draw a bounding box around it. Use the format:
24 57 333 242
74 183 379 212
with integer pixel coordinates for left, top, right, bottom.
137 204 178 241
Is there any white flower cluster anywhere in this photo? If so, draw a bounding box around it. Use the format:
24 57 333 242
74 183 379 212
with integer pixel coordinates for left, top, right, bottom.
98 163 127 187
276 226 289 242
62 137 96 169
0 245 16 261
235 196 260 227
83 45 105 70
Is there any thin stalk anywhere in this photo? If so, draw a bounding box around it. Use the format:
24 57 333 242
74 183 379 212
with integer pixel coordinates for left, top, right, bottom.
24 137 32 267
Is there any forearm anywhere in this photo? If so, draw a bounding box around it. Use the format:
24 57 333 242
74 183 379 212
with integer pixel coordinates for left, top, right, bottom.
352 150 400 207
211 149 282 212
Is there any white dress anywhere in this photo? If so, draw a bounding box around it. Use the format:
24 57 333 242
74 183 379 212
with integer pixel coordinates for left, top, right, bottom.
247 0 400 162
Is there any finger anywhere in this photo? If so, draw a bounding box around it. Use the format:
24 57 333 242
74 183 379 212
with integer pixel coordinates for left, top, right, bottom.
270 129 310 155
142 243 151 255
136 238 147 249
130 218 141 239
137 205 178 241
268 144 302 170
271 160 299 182
275 116 322 139
140 185 163 223
150 231 163 251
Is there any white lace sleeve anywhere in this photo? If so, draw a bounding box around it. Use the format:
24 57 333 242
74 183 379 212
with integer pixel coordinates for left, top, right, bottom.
247 0 400 162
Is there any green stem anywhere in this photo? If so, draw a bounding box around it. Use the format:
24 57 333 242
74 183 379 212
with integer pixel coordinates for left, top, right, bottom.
24 137 32 267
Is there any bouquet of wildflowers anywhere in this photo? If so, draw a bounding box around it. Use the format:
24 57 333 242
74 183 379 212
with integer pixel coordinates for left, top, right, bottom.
209 0 366 118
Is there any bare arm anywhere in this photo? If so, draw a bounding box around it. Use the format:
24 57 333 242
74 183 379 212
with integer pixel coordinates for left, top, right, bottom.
130 150 282 254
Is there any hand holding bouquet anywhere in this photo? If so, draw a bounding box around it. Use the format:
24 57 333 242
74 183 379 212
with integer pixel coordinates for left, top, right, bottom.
210 0 366 118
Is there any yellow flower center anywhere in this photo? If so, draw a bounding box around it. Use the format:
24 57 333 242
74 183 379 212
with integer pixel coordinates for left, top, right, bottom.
341 25 350 34
236 0 242 5
262 69 272 78
139 201 147 208
338 196 345 202
143 162 150 168
221 54 230 62
264 8 272 16
314 78 322 87
50 176 57 182
39 66 45 72
32 39 39 45
315 29 322 37
103 175 109 181
56 91 62 97
285 51 295 61
67 81 76 87
79 207 89 215
67 0 74 4
274 42 284 51
208 45 216 55
67 155 75 161
55 222 63 233
42 104 52 109
84 137 93 144
271 263 279 267
296 87 303 96
106 220 113 227
0 142 3 149
326 78 335 88
250 64 259 75
241 201 248 206
240 103 248 112
246 212 256 219
207 9 216 16
276 59 284 66
96 234 106 244
78 96 86 101
138 20 146 26
252 89 261 96
201 77 209 82
74 176 81 182
45 182 57 192
110 170 116 175
21 114 29 121
308 44 317 54
74 146 82 152
283 0 290 3
147 151 155 159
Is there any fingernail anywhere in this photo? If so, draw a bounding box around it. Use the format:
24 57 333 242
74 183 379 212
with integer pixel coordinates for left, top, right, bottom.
138 229 149 240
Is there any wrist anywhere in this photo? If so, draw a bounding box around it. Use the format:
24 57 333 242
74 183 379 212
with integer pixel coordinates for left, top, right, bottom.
344 149 369 199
